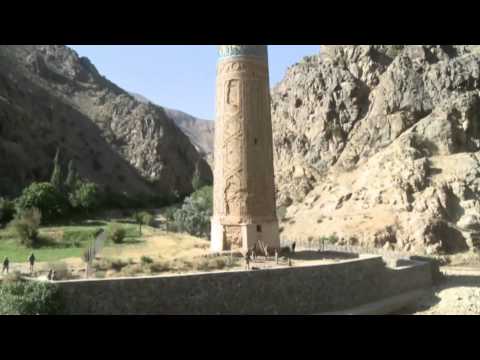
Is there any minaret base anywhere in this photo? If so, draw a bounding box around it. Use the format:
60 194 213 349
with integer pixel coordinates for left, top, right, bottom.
210 217 280 253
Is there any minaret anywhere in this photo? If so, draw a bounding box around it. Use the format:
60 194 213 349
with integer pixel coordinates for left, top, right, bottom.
211 45 280 252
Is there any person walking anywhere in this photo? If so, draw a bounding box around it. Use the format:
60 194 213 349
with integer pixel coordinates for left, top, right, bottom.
28 253 35 274
2 257 9 274
245 251 251 270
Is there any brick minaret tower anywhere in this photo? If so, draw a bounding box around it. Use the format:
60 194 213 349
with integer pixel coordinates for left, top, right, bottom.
211 45 280 252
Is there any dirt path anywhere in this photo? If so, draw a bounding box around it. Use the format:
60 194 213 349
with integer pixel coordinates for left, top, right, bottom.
399 266 480 315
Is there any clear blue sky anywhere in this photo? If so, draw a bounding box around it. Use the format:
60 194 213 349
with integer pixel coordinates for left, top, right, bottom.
68 45 320 120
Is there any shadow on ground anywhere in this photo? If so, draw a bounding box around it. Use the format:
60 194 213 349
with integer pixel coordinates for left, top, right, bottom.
121 238 144 245
77 221 109 227
290 251 359 261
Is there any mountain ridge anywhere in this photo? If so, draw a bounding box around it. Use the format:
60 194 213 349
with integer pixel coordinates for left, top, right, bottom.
0 45 212 199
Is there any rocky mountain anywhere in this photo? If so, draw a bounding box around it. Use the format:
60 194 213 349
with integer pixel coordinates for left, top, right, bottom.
272 45 480 255
0 45 212 200
130 93 214 165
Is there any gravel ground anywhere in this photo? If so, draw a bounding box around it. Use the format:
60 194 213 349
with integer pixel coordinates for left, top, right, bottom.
399 267 480 315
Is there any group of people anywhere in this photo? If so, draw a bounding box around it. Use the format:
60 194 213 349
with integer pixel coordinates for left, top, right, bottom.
2 253 36 275
243 241 297 270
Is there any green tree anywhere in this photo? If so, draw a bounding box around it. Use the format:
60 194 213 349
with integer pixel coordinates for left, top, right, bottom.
16 182 66 223
50 148 63 192
133 211 154 235
191 164 203 191
0 197 16 224
192 163 212 191
190 185 213 209
64 160 78 193
172 186 212 238
68 182 99 215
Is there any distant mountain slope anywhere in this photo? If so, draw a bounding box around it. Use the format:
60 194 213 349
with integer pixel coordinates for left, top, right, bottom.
0 45 212 199
130 92 214 165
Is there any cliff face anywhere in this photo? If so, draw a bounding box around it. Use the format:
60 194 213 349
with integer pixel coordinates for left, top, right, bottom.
163 108 214 166
130 93 215 166
0 45 211 199
272 45 480 254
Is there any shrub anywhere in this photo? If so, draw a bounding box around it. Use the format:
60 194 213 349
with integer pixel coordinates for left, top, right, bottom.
107 223 126 244
9 208 42 247
110 259 128 272
91 257 127 272
140 256 153 265
92 258 113 271
193 258 211 271
149 260 171 273
0 281 65 315
320 234 339 246
16 182 67 223
120 264 144 277
191 256 234 272
206 257 226 270
0 198 16 224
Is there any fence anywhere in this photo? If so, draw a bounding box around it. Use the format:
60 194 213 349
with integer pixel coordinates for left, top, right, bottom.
280 238 412 259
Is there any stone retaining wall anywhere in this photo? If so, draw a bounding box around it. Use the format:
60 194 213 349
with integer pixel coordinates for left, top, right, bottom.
57 255 434 314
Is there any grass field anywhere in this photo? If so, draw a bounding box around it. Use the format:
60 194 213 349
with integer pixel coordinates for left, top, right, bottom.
0 211 220 280
0 220 141 263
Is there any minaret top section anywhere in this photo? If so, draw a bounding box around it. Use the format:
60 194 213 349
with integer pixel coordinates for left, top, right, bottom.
218 45 268 61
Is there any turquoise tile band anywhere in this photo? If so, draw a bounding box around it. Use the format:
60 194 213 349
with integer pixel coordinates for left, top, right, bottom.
218 45 268 60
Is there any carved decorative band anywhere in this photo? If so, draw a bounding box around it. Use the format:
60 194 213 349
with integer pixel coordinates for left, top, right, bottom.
217 58 268 77
218 45 268 60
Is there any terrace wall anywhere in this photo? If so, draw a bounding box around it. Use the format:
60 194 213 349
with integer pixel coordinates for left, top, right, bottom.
57 255 435 314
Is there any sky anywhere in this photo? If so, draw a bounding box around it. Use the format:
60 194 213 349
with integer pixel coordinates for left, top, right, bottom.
68 45 320 120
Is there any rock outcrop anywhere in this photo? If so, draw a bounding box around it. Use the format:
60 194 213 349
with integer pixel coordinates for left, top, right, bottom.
0 45 211 199
272 45 480 254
